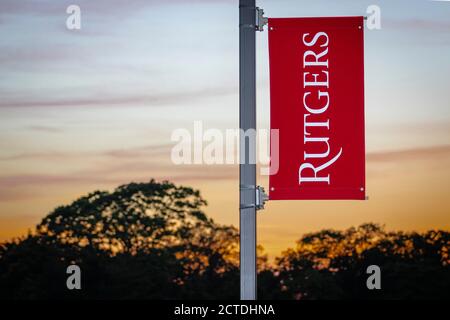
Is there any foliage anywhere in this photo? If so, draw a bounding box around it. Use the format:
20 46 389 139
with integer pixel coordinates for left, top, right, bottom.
275 224 450 299
0 180 448 299
0 180 239 299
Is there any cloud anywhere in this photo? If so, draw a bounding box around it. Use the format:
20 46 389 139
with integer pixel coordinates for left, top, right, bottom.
0 45 90 66
0 142 174 161
0 1 153 16
0 165 237 197
0 0 232 17
1 144 448 202
0 174 105 188
384 18 450 32
103 144 174 159
0 86 236 108
0 151 74 162
26 125 64 133
366 145 450 162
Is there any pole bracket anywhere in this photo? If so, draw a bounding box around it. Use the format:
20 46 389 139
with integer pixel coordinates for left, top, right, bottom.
255 7 268 31
255 185 268 210
239 185 269 210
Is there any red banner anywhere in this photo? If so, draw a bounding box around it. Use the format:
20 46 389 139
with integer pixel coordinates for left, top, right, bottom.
268 17 365 200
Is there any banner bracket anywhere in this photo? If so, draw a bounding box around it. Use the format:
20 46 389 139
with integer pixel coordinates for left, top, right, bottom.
255 186 268 210
256 7 268 31
239 185 268 211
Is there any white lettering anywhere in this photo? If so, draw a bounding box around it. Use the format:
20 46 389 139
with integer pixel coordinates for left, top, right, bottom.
300 32 342 185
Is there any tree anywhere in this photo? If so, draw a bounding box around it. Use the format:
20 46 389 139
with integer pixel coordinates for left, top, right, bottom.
275 224 450 299
0 180 240 299
1 181 449 299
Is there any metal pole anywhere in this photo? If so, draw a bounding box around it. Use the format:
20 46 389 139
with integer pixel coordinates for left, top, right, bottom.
239 0 257 300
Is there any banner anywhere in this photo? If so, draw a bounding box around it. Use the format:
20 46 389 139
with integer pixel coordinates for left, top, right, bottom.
268 17 365 200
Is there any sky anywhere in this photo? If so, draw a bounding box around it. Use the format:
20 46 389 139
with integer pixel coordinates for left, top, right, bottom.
0 0 449 258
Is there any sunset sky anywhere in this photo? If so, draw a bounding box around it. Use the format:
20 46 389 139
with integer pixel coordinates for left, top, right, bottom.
0 0 449 258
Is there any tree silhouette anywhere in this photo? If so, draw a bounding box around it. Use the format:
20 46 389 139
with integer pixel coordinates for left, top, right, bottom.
39 180 209 251
0 180 240 299
275 224 450 299
0 181 449 299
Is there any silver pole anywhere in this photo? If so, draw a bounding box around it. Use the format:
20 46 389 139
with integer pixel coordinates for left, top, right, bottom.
239 0 257 300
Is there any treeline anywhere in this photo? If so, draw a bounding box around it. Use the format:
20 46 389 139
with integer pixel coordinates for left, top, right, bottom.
0 180 448 299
